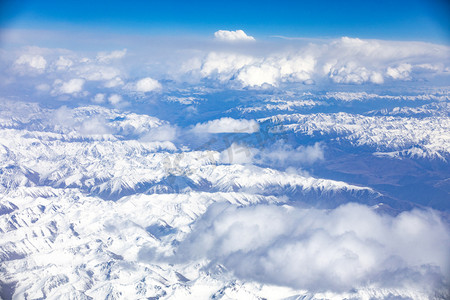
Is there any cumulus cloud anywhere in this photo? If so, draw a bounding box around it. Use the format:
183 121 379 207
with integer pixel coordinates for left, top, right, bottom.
174 202 450 294
370 72 384 84
3 35 450 101
183 37 449 87
328 63 385 84
237 64 280 87
135 77 162 92
193 52 316 87
53 56 73 70
192 117 259 134
387 63 412 80
104 76 124 88
92 93 105 104
52 78 85 95
108 94 122 105
278 55 316 82
214 30 255 42
76 65 122 81
14 54 47 72
233 54 316 87
199 52 255 81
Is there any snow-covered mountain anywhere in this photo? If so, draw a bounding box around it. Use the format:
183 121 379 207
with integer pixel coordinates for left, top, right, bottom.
262 111 450 160
1 92 449 299
1 28 450 299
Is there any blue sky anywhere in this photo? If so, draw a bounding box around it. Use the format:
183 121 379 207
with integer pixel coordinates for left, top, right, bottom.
1 0 449 42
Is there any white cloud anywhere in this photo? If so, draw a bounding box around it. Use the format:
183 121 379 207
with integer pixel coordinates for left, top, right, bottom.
104 77 124 88
52 106 111 135
259 142 324 165
214 30 255 42
76 65 121 81
96 48 127 63
108 94 122 105
15 54 47 71
220 143 256 164
415 63 441 72
135 77 162 92
195 52 316 87
387 63 412 80
183 37 449 87
52 105 76 128
192 117 259 134
328 62 385 84
232 55 316 87
92 93 105 104
140 125 177 142
199 52 255 80
79 117 111 135
237 64 280 87
3 35 450 101
370 72 384 84
52 78 85 95
176 202 450 293
53 56 73 70
278 55 316 82
35 83 50 92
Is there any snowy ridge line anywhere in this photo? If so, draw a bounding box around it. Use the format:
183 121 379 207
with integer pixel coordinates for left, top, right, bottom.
0 101 166 140
233 92 449 115
196 164 372 193
260 112 450 159
0 188 283 298
367 102 450 117
322 91 450 102
231 91 449 116
236 99 324 113
0 96 448 298
1 185 441 299
0 130 372 201
0 127 119 142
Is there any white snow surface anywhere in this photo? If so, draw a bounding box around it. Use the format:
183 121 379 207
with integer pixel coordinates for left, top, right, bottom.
262 111 450 160
0 101 449 299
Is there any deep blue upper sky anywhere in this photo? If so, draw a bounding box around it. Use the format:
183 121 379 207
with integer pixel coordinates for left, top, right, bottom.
1 0 449 42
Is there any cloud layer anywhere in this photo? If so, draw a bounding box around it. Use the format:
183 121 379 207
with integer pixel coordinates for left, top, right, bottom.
184 37 449 88
176 203 450 294
2 34 449 105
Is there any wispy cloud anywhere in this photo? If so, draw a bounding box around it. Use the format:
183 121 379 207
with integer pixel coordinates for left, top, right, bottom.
96 48 127 63
220 143 256 164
